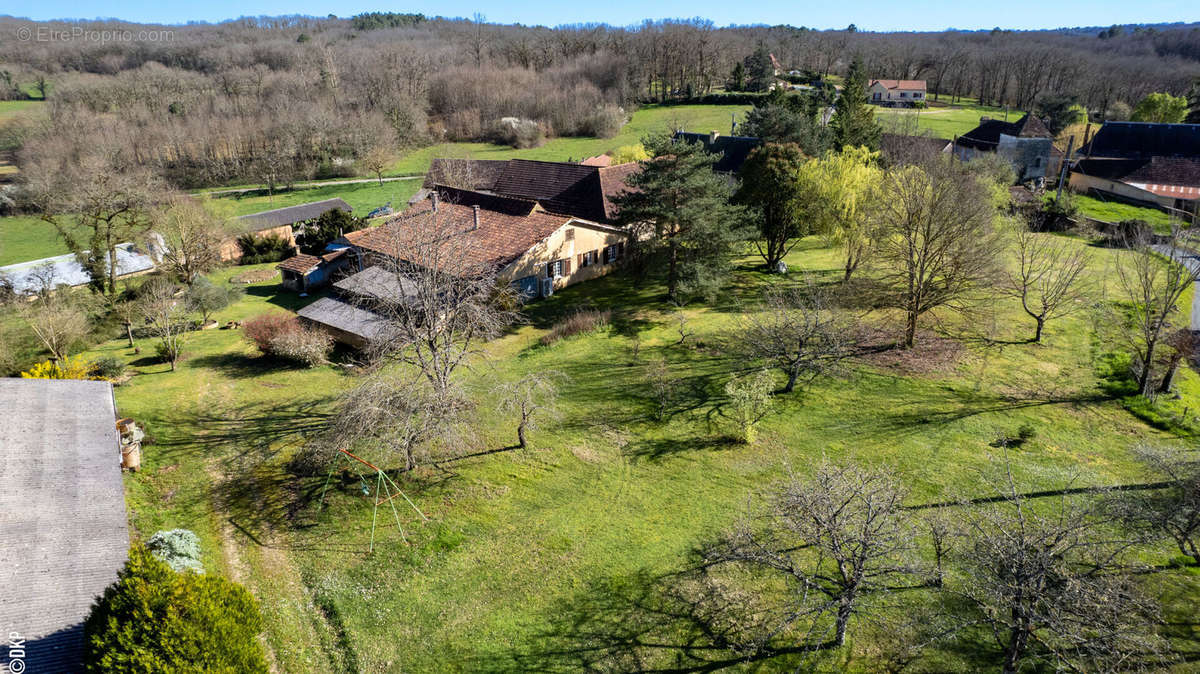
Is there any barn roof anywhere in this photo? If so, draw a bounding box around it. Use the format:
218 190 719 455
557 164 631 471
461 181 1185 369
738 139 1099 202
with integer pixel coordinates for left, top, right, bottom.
1080 122 1200 160
237 198 352 231
672 132 763 173
0 379 128 673
297 296 396 343
956 113 1053 151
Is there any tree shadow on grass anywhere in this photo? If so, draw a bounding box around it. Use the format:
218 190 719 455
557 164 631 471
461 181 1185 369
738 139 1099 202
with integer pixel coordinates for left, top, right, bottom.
476 567 824 673
624 434 741 463
155 398 335 457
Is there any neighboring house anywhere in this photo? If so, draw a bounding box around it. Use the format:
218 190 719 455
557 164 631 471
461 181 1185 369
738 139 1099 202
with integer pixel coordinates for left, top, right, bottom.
300 186 631 347
0 240 160 294
222 198 352 261
1069 122 1200 215
423 158 638 224
868 79 927 106
0 378 129 673
277 247 353 292
672 131 763 174
955 113 1056 183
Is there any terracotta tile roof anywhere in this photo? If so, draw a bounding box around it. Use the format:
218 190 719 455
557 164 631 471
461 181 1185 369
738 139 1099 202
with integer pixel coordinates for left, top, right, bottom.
599 163 640 220
581 155 613 166
353 197 572 270
276 248 348 275
870 79 926 90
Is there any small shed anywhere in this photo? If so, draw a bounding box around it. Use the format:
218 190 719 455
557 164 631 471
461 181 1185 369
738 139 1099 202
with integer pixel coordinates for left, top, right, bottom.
277 248 353 292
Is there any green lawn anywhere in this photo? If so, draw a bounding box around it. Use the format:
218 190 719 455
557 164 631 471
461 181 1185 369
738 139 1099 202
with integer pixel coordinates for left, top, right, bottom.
0 215 70 266
874 100 1023 140
214 178 422 218
68 233 1200 672
391 103 750 175
1073 193 1176 228
0 99 45 122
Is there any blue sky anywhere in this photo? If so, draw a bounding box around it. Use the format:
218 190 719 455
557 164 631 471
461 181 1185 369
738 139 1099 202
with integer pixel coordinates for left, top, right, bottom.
5 0 1197 32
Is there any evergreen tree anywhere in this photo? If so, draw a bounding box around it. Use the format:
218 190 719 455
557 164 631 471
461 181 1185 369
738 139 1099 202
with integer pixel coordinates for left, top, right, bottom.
1187 79 1200 124
616 135 747 302
831 57 881 151
728 62 746 92
735 143 810 270
745 44 774 93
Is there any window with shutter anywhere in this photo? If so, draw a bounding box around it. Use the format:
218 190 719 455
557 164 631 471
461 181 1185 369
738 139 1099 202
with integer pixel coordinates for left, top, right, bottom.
563 258 571 275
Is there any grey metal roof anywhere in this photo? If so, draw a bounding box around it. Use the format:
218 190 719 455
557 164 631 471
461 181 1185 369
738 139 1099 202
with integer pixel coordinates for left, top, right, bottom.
236 198 352 231
333 265 417 303
0 379 128 673
0 242 158 294
297 296 396 343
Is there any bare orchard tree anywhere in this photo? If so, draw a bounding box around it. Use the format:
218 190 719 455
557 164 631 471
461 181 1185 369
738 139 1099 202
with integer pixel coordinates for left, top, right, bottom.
153 194 232 285
703 460 916 649
364 203 520 397
1110 445 1200 567
360 145 394 186
138 279 192 371
329 371 467 472
950 462 1166 674
728 283 857 394
495 372 562 449
1004 227 1091 343
870 158 1003 348
1113 227 1200 397
18 292 92 361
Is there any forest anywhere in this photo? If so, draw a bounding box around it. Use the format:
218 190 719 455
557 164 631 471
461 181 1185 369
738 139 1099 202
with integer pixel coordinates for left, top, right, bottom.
0 14 1198 191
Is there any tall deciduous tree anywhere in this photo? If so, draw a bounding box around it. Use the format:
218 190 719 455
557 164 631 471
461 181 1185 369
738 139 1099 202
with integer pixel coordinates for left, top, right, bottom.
735 143 809 270
831 57 881 152
153 195 232 286
870 159 1002 348
813 146 882 281
616 134 746 302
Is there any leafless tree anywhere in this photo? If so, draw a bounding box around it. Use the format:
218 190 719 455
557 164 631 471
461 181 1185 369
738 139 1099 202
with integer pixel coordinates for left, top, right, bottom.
644 355 677 422
704 460 916 649
362 205 520 398
1004 227 1091 343
360 146 394 186
949 462 1166 674
138 279 191 371
1157 328 1198 394
18 293 91 361
1113 227 1200 397
153 194 231 285
728 284 857 394
328 371 468 472
1110 445 1200 567
495 372 562 449
870 158 1003 348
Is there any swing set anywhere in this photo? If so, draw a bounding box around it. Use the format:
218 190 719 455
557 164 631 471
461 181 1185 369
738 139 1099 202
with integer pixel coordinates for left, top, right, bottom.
318 448 429 552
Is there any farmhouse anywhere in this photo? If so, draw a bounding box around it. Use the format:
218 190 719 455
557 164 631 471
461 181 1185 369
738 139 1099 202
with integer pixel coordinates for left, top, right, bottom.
222 198 352 261
299 186 631 346
1069 122 1200 215
868 79 927 106
954 113 1056 183
0 379 129 673
672 131 763 174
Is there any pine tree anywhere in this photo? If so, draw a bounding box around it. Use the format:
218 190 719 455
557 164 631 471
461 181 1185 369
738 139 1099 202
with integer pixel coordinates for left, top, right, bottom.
1185 78 1200 124
615 134 747 302
745 44 774 93
831 57 882 152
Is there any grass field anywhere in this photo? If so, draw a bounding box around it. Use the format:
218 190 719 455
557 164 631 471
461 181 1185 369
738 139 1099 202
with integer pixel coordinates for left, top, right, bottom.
215 179 423 218
0 215 70 266
390 103 750 174
67 233 1200 671
874 100 1022 140
1073 193 1177 228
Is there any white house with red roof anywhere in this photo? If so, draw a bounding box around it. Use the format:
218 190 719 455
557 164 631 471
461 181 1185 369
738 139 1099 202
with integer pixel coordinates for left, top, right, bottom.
868 79 927 106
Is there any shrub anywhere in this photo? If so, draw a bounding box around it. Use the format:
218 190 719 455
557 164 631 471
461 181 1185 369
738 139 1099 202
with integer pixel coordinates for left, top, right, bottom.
146 529 203 573
579 105 625 138
724 369 776 443
243 313 298 353
155 341 183 365
83 545 266 673
490 117 546 149
540 309 611 345
90 356 127 380
268 325 333 367
21 355 93 380
184 278 243 324
237 232 293 265
645 356 677 422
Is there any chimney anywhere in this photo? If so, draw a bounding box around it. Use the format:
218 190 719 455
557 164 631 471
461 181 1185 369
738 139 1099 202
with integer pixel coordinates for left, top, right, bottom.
472 204 480 230
709 130 720 143
432 191 439 212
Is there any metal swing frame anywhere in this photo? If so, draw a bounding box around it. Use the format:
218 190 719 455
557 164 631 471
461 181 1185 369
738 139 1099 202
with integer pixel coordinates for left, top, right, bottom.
318 448 429 552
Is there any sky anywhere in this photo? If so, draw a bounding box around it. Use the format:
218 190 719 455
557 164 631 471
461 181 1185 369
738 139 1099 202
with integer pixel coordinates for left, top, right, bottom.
3 0 1197 32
